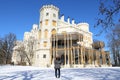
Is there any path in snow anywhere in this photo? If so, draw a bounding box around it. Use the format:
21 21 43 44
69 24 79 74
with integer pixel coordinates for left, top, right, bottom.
0 66 120 80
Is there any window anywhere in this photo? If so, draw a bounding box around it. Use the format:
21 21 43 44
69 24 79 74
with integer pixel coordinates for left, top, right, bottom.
53 13 56 17
44 41 47 47
43 54 46 58
45 19 48 25
40 21 42 27
80 36 83 41
38 30 41 39
37 55 39 59
46 13 49 16
51 29 56 35
44 29 48 39
52 20 56 26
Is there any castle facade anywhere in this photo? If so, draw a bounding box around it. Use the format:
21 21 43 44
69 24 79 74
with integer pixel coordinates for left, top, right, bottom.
12 5 111 68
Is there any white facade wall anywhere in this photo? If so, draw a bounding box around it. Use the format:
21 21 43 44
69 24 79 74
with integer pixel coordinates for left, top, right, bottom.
34 49 51 67
12 5 93 67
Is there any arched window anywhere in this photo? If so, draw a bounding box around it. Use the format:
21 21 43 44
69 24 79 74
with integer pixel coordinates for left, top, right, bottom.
53 13 56 17
38 30 41 39
46 13 49 16
44 29 48 39
44 41 47 47
45 19 48 25
51 29 56 35
52 20 56 26
40 21 42 27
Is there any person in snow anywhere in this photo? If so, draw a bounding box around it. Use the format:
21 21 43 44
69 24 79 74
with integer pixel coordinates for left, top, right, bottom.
54 56 61 78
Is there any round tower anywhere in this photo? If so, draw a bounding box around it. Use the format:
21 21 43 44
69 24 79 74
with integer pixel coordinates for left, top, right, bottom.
39 5 59 48
35 5 59 67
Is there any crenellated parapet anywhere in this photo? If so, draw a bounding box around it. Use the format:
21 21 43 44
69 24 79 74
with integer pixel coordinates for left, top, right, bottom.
40 5 59 12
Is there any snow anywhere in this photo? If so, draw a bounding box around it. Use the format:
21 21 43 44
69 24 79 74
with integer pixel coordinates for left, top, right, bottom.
0 65 120 80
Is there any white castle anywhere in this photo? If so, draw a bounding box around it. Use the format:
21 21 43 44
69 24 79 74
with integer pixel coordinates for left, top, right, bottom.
12 5 111 68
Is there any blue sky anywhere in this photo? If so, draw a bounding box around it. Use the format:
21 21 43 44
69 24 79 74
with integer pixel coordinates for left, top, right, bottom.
0 0 108 49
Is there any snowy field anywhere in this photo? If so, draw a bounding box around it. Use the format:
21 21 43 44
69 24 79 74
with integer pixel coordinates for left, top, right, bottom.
0 65 120 80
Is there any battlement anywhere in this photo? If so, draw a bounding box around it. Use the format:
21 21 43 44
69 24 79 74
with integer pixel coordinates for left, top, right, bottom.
40 5 59 12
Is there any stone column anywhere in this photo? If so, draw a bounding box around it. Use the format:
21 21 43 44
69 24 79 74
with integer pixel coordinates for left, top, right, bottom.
101 51 106 65
78 46 80 65
50 36 52 65
89 49 92 64
80 46 84 65
107 53 111 66
83 47 85 65
64 34 66 66
73 47 75 65
93 50 95 66
88 49 91 64
96 50 98 66
95 50 98 66
56 34 58 57
52 35 55 66
103 52 106 65
97 51 100 66
91 49 94 65
102 52 104 65
67 34 70 66
70 34 73 66
78 34 80 65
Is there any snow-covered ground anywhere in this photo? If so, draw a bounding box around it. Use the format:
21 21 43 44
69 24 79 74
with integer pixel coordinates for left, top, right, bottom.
0 65 120 80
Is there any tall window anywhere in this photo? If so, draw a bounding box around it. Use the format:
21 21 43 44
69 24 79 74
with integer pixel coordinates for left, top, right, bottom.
44 29 48 39
44 41 47 47
38 30 41 39
53 13 56 17
52 20 56 26
40 21 42 27
80 35 83 42
43 54 46 58
37 55 39 59
45 19 48 25
46 13 49 16
51 29 56 35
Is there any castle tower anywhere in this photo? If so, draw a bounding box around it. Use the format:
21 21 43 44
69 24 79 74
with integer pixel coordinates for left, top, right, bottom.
35 5 59 67
39 5 59 48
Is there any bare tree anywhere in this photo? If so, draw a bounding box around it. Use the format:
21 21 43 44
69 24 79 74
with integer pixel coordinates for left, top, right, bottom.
107 24 120 66
13 36 36 66
4 33 16 64
95 0 120 35
95 0 120 66
0 38 5 64
14 41 26 65
0 33 16 64
24 36 35 66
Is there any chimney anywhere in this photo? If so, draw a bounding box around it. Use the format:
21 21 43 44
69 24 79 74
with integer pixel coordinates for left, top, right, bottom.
72 19 75 24
61 14 64 21
67 17 70 23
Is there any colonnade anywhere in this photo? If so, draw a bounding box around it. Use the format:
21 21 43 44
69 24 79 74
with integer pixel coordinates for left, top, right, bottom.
50 33 111 67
